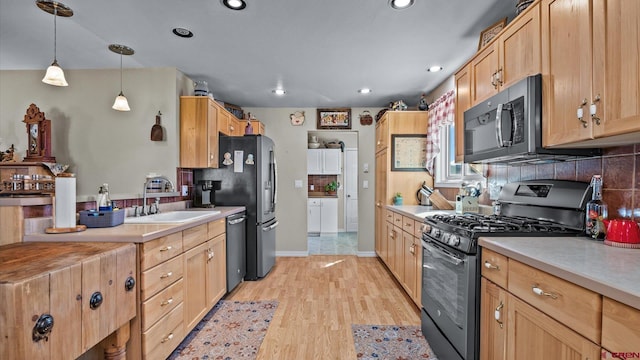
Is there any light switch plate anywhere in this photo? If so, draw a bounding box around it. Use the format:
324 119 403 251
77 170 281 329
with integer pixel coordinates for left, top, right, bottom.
181 185 188 196
363 180 369 189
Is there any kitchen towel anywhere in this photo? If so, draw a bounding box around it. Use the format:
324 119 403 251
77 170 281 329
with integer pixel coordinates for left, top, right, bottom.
54 174 76 228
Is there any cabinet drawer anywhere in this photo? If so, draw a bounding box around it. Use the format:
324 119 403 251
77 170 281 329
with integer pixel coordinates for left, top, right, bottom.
208 217 225 239
481 248 508 288
142 302 184 360
413 220 423 238
141 232 183 271
393 212 403 227
141 254 183 301
602 297 640 352
308 198 321 206
385 209 395 223
508 259 601 343
141 278 184 332
401 216 414 234
183 223 208 251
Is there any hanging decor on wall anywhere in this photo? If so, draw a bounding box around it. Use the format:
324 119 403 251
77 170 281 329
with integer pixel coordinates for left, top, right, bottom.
359 110 373 125
150 111 164 141
290 111 305 126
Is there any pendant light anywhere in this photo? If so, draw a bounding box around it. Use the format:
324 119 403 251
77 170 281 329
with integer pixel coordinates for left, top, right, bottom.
37 1 73 87
109 44 135 112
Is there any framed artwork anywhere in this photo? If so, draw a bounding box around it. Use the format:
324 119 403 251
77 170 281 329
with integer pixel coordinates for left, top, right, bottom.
478 18 507 50
391 134 428 171
317 108 351 129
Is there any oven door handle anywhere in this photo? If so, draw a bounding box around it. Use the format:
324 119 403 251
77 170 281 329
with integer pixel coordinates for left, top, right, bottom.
422 240 463 266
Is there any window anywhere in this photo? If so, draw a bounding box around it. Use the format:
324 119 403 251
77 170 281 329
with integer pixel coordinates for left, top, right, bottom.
434 123 483 187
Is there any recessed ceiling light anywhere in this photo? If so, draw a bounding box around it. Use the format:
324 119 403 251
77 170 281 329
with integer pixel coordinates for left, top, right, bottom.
222 0 247 10
358 88 372 94
389 0 414 10
427 66 443 72
273 89 286 95
172 28 193 38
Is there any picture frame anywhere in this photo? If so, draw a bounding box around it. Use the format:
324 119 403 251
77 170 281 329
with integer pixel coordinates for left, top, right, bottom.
478 18 507 50
391 134 428 171
317 108 351 130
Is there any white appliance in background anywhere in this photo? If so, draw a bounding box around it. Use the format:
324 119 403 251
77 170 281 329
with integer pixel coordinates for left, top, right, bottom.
344 148 358 232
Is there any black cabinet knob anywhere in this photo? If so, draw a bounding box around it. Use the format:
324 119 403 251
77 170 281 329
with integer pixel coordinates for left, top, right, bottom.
89 292 103 310
125 276 136 291
32 314 54 342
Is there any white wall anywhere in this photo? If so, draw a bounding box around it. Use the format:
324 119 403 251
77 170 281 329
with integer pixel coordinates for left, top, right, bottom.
244 108 379 254
0 67 191 200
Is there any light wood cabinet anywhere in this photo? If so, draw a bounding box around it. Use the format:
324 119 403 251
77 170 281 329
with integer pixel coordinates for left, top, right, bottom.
471 3 541 105
480 278 507 360
206 234 227 308
601 297 640 353
375 115 389 152
542 0 640 147
454 64 471 163
506 294 600 360
374 150 388 259
180 96 219 168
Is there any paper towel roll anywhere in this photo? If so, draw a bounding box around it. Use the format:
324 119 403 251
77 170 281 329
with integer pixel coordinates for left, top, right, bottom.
55 174 76 228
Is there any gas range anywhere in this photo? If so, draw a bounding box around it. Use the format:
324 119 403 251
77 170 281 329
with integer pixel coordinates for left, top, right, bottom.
422 180 592 255
422 213 582 254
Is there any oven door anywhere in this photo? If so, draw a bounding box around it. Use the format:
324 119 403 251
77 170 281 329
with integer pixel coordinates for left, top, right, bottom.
421 238 478 360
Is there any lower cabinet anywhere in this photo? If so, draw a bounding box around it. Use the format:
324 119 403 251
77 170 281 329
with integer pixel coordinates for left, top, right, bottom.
131 218 227 359
307 198 338 234
478 249 636 360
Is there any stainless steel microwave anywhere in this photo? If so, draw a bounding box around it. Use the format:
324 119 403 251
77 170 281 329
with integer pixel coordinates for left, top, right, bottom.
463 74 600 164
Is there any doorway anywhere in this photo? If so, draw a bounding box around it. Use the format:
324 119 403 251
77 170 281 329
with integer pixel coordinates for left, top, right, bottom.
306 131 358 255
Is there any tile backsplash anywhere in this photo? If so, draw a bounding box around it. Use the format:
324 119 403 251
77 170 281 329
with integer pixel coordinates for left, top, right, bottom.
308 175 338 193
437 144 639 221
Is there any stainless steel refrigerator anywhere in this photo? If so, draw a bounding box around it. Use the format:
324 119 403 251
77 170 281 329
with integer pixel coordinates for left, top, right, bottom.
195 134 277 280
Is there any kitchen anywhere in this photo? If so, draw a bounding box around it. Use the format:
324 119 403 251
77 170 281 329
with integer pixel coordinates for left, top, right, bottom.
2 0 640 359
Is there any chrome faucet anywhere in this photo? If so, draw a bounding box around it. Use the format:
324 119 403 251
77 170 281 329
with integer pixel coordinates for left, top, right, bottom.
141 176 174 216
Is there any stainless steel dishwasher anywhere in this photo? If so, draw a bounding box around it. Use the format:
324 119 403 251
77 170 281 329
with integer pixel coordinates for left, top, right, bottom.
226 212 247 292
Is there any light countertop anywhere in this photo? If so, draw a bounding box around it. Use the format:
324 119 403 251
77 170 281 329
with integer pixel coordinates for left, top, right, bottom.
308 192 338 198
23 206 245 244
386 205 456 222
479 236 640 310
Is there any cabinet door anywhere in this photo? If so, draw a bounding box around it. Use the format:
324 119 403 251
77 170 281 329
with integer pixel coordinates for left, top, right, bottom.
180 97 216 168
413 236 422 306
386 222 396 272
320 198 338 233
506 294 600 360
472 42 500 104
499 3 541 90
375 115 389 152
393 226 404 280
541 0 594 146
375 150 388 260
454 64 472 163
307 149 323 174
217 107 231 136
402 231 417 301
591 0 640 138
207 99 219 168
480 278 507 360
206 234 226 308
323 149 342 174
307 199 321 233
183 242 208 332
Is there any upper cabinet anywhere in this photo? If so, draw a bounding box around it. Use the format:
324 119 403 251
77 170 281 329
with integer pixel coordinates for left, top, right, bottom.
180 96 219 168
307 149 341 175
542 0 640 147
454 64 472 163
471 3 541 104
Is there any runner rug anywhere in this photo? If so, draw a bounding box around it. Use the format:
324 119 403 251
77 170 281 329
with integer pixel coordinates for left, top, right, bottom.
352 324 439 360
168 300 278 360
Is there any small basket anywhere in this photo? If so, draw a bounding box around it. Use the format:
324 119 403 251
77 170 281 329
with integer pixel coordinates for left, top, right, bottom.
360 111 373 125
79 209 125 228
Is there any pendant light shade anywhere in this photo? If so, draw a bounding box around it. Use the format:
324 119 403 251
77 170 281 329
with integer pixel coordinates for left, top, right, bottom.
37 1 73 87
109 44 135 112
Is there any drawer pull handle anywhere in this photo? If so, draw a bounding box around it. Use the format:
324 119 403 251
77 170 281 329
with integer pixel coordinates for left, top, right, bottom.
532 285 558 299
160 272 173 279
484 261 500 270
89 292 103 310
159 246 172 252
409 244 415 255
124 276 136 291
405 223 412 227
32 314 54 342
161 333 174 343
160 298 174 306
494 301 504 329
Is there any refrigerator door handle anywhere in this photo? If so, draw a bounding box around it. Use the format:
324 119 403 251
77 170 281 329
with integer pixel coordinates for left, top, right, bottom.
262 221 279 231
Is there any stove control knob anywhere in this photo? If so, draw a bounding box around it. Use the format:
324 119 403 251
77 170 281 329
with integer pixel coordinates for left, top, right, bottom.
449 235 460 246
431 228 441 238
442 233 450 243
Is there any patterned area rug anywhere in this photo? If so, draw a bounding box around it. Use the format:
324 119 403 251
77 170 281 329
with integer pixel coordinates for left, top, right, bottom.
168 300 278 360
352 325 438 360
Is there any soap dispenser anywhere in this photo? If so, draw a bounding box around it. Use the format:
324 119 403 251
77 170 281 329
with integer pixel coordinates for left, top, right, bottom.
97 183 112 211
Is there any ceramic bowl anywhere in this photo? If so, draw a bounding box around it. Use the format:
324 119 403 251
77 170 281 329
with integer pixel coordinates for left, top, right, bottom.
308 142 321 149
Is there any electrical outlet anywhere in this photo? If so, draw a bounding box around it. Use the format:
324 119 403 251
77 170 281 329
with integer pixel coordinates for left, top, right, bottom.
181 185 188 196
363 180 369 189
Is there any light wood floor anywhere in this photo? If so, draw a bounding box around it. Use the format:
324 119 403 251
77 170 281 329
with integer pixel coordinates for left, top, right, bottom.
225 255 421 359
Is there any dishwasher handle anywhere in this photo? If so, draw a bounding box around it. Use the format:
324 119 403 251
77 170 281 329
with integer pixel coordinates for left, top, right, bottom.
262 221 279 231
228 215 246 225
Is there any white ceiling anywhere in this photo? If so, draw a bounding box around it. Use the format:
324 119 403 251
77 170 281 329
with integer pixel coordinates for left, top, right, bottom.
0 0 515 108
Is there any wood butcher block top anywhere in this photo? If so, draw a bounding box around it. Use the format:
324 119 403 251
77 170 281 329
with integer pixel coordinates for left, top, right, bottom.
0 242 134 283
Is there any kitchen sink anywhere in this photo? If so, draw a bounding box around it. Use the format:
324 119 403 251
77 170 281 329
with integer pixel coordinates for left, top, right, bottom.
124 210 220 224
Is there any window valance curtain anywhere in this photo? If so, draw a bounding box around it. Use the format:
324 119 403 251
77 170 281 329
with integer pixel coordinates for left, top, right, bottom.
425 89 456 174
